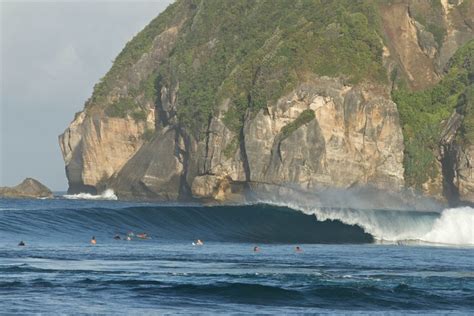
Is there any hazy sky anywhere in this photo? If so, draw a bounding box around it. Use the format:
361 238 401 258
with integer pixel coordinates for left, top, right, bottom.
1 0 173 190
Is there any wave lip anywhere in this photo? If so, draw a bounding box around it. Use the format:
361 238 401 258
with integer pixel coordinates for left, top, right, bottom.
258 200 474 246
63 189 118 201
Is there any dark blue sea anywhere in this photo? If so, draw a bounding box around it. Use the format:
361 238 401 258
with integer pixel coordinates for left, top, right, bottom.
0 196 473 314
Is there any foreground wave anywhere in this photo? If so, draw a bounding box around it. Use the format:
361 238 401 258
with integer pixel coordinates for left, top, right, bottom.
1 198 473 313
0 199 472 245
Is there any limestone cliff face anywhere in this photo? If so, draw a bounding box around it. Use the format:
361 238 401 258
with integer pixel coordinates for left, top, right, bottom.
59 0 474 203
59 112 151 193
456 145 474 202
380 0 473 90
105 77 404 202
191 78 404 200
58 1 191 194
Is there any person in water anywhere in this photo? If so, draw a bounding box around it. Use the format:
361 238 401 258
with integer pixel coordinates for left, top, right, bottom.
90 236 96 245
295 246 302 252
136 233 149 239
253 246 260 252
196 239 203 245
18 241 25 247
113 234 121 240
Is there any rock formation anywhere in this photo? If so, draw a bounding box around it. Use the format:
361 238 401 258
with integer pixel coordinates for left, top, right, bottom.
59 0 474 204
0 178 53 199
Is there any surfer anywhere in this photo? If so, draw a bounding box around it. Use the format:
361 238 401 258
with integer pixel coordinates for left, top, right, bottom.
18 241 25 246
253 246 259 252
137 233 149 239
295 246 302 252
126 231 134 241
113 234 121 240
90 236 96 245
193 239 204 246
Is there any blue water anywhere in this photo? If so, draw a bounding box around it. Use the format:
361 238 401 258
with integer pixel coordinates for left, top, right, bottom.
0 198 473 314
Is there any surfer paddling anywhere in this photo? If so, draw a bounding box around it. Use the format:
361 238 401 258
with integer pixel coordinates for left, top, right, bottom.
90 236 97 245
193 239 204 246
136 233 149 239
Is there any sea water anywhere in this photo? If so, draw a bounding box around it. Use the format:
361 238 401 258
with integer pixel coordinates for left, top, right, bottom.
0 197 473 314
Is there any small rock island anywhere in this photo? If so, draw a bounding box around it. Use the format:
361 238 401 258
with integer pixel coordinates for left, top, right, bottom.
0 178 53 199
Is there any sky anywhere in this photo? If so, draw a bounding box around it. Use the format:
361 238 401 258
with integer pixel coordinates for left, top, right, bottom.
0 0 174 191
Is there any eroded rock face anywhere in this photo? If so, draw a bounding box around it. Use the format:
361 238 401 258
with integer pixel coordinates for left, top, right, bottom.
193 100 246 183
110 127 185 200
58 19 184 194
58 0 473 203
456 145 474 203
380 0 473 90
190 78 405 200
0 178 53 199
59 113 150 194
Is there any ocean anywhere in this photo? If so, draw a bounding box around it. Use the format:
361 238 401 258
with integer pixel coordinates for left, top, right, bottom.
0 196 473 314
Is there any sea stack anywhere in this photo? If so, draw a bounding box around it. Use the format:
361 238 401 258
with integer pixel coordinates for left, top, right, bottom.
0 178 53 199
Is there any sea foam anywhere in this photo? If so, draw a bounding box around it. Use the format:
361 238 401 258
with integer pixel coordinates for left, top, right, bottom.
63 189 118 201
259 200 474 246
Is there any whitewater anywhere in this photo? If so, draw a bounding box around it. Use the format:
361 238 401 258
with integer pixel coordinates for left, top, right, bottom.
254 199 474 246
58 188 474 246
63 189 118 200
59 187 474 246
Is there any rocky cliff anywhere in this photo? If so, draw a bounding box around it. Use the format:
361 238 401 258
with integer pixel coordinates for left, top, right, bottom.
59 0 474 204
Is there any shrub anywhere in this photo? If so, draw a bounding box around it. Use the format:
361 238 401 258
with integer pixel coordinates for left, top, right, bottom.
280 109 315 140
142 128 155 141
106 98 137 118
393 40 474 188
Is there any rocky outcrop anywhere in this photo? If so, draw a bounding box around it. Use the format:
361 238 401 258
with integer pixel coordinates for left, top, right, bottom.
380 0 473 90
438 111 474 205
58 5 188 194
189 78 404 200
59 112 151 194
380 3 440 90
0 178 53 199
110 127 186 200
58 0 473 204
455 145 474 203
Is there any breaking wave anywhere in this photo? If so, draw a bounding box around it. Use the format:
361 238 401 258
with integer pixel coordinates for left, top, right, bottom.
63 189 118 201
260 200 474 246
0 199 472 246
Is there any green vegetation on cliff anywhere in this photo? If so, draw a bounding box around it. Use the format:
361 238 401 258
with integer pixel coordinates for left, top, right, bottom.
280 109 315 141
393 40 474 188
89 1 182 106
90 0 387 135
81 0 473 193
163 0 386 137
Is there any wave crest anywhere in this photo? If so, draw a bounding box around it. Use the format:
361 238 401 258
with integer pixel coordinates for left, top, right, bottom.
259 200 473 246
